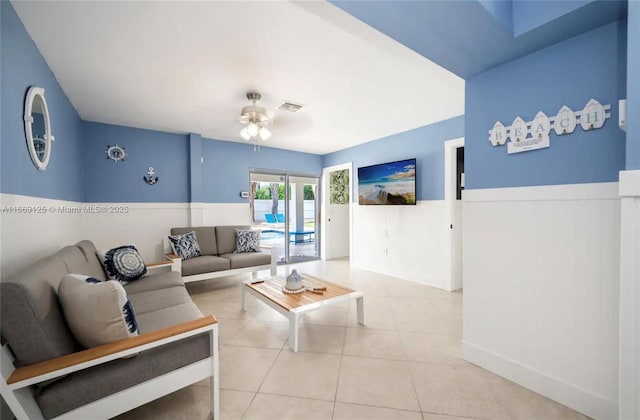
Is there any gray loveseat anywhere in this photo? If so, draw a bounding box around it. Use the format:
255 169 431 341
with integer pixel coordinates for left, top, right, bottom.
0 240 219 420
167 226 277 283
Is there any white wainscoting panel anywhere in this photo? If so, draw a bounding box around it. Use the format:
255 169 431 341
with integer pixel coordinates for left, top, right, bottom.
618 169 640 420
351 200 448 289
0 194 84 278
202 203 251 227
463 183 620 420
82 203 190 262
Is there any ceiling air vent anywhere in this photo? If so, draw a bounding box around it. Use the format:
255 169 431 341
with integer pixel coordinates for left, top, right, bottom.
278 102 305 113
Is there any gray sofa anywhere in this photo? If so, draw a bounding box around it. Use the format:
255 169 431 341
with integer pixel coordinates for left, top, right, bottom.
0 240 219 420
168 226 277 282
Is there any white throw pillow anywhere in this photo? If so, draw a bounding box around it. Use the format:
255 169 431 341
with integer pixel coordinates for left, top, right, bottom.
58 274 139 348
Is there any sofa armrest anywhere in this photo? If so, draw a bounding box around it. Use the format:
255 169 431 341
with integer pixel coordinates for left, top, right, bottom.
147 254 181 272
146 260 173 270
163 253 182 273
6 315 217 389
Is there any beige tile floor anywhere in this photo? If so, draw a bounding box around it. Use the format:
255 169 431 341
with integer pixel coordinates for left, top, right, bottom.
116 259 590 420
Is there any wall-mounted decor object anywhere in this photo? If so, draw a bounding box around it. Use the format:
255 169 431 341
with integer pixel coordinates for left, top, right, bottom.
143 167 158 185
489 121 507 146
24 86 54 170
239 191 250 198
357 158 416 205
105 144 126 162
330 169 349 204
553 105 577 135
580 99 606 131
488 98 611 155
510 117 528 143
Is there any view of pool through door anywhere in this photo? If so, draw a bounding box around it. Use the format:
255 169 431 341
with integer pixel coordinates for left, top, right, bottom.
249 171 319 264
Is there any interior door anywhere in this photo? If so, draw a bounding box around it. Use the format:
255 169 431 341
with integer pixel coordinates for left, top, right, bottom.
322 165 351 260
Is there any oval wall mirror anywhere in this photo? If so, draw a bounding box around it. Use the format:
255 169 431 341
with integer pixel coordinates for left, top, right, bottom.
24 86 53 170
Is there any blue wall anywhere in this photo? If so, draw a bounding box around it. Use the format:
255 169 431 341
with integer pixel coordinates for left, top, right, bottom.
512 0 594 36
627 1 640 170
1 1 84 201
82 122 190 203
323 116 465 201
465 21 627 190
477 0 513 34
202 139 323 203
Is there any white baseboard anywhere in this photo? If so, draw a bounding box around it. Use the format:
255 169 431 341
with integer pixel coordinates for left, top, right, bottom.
463 341 618 420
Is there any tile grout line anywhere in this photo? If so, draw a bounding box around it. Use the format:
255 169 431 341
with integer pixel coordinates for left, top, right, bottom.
331 326 347 417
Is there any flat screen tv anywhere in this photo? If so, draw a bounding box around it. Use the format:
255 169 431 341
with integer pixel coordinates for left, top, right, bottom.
357 158 416 205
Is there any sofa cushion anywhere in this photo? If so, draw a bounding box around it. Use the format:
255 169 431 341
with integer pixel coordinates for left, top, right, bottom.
123 271 184 295
135 303 204 334
220 252 272 269
235 229 261 253
171 227 217 256
58 275 139 348
181 256 230 276
215 225 251 254
97 245 147 284
0 251 83 366
126 286 192 316
57 246 101 284
75 240 108 281
35 331 210 419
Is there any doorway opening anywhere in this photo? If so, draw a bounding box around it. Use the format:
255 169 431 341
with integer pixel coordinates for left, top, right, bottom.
444 138 464 291
249 171 319 264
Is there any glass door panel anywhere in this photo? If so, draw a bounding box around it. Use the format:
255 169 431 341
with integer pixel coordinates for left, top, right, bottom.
250 171 319 264
250 172 286 263
288 175 319 262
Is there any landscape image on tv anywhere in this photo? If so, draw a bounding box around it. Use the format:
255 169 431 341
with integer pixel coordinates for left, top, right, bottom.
358 158 416 205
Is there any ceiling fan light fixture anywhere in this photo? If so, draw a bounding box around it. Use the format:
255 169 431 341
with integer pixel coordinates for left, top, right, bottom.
238 91 277 144
247 122 259 137
240 127 251 141
259 127 271 141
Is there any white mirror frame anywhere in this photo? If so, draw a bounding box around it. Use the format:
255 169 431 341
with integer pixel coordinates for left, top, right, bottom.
24 86 53 171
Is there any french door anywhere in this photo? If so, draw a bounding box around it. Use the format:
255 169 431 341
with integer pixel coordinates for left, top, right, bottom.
249 170 319 264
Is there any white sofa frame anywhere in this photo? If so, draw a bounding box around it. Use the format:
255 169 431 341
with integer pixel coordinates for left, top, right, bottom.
1 316 219 420
164 241 278 283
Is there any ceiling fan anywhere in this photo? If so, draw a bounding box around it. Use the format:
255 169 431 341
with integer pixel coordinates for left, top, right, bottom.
238 91 306 142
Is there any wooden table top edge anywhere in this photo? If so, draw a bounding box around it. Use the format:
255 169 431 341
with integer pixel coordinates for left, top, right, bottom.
243 273 359 311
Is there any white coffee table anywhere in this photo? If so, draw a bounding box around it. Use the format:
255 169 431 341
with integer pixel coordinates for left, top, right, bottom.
241 274 364 352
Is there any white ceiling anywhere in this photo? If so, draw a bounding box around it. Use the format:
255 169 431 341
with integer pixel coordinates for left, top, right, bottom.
12 1 464 155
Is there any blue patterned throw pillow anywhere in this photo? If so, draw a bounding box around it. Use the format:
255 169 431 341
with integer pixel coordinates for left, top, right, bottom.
168 231 201 260
235 229 261 253
58 274 139 348
97 245 147 284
